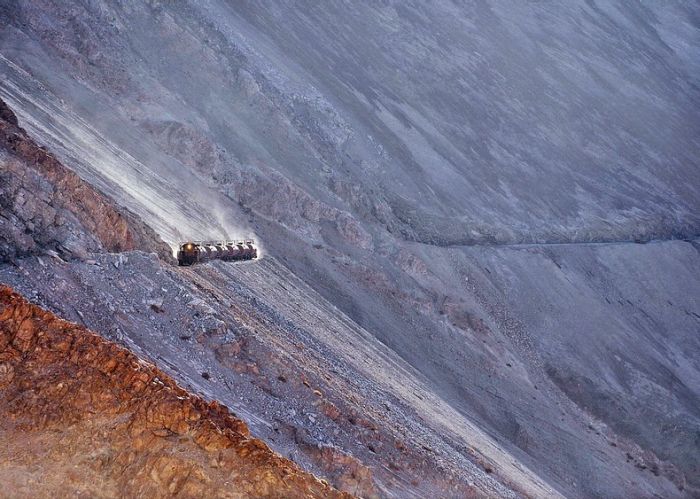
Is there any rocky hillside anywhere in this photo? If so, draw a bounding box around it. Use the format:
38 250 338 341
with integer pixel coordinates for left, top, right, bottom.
0 286 349 499
1 2 699 498
0 97 172 262
0 98 524 498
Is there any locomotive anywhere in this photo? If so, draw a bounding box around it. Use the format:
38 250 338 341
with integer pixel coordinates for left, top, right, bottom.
177 240 258 266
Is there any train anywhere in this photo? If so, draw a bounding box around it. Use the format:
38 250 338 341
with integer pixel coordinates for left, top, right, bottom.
177 240 258 266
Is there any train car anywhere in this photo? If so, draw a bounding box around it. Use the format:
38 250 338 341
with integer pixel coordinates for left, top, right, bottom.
177 239 258 266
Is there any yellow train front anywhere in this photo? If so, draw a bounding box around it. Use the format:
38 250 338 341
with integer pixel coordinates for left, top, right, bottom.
177 240 258 266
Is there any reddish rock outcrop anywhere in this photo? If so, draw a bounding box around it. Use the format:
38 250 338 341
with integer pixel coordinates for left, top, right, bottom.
0 286 351 498
0 98 173 262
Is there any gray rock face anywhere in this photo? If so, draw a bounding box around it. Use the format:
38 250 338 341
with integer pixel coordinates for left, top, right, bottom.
228 1 700 246
1 1 699 497
0 146 100 261
0 99 173 263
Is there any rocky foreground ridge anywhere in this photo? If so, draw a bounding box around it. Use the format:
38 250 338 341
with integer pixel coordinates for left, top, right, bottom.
0 98 172 263
0 286 350 499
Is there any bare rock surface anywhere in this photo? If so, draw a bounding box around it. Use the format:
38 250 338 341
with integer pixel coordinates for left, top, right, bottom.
0 285 350 499
0 98 172 262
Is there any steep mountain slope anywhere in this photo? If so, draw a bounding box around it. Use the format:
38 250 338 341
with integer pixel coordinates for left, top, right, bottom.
2 1 697 247
1 1 699 498
1 250 561 498
0 286 349 499
0 98 532 498
0 98 172 262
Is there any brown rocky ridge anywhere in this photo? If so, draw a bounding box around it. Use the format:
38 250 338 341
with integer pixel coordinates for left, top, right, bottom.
0 97 173 263
0 285 351 498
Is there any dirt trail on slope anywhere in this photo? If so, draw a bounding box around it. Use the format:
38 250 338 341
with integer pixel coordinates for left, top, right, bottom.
0 285 351 499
